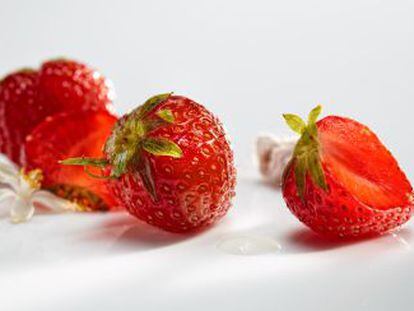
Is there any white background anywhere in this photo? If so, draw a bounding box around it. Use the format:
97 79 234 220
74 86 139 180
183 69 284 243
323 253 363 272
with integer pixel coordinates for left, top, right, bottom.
1 1 414 310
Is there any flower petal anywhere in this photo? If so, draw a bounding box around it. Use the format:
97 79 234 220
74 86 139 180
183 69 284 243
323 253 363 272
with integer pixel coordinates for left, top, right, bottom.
0 187 15 202
32 190 78 212
10 197 34 223
0 188 15 218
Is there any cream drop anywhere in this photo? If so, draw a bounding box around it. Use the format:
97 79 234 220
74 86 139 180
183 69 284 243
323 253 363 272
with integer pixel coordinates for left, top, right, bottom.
217 235 282 256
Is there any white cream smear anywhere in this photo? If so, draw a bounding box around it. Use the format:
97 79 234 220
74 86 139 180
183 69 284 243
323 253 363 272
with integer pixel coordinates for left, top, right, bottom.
217 235 282 256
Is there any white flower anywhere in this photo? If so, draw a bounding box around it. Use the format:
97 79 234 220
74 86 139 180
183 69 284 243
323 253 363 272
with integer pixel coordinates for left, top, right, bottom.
0 154 78 223
256 135 297 186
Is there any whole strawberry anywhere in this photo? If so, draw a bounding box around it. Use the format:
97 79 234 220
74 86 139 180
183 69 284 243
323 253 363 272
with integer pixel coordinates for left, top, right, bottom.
63 94 236 232
0 59 114 166
282 106 414 239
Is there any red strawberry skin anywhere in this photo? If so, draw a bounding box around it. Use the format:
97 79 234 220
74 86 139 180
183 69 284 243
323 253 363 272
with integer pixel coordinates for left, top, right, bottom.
25 110 118 210
0 70 40 165
38 59 113 114
282 116 414 239
0 59 114 166
108 96 237 233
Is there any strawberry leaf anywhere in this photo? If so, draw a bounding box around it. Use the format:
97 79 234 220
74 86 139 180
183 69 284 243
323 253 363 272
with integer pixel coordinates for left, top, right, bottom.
134 120 146 137
308 150 327 191
143 118 170 133
294 157 307 199
283 114 306 134
60 157 108 167
137 156 158 201
136 93 172 119
111 149 134 177
156 109 175 123
308 105 322 125
142 138 183 158
307 105 322 136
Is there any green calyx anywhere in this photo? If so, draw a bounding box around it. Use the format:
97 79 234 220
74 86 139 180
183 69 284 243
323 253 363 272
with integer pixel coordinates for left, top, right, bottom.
60 93 183 201
283 105 328 199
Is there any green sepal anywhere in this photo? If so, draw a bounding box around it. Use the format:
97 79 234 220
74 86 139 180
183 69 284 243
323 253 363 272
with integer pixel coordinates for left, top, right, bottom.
283 114 307 134
110 148 136 178
60 157 111 179
136 93 173 119
59 157 108 167
156 109 175 123
137 156 158 201
294 158 306 199
307 149 327 191
307 105 322 136
283 105 328 199
135 120 146 137
143 118 170 133
307 105 322 125
142 138 183 158
143 109 175 133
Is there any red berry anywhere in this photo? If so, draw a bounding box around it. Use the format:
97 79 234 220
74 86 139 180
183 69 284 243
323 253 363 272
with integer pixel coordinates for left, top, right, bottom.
38 59 114 113
25 110 118 211
282 107 413 239
0 59 114 166
62 94 236 232
0 70 39 165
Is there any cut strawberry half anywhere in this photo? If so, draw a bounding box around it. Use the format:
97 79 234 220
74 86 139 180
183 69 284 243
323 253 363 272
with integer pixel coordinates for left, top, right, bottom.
24 110 118 211
282 107 413 239
0 58 114 166
319 116 412 210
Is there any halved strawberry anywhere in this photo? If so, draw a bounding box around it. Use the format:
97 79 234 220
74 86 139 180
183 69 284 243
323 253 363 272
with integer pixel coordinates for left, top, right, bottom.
24 110 118 211
319 116 412 210
0 59 114 166
282 107 413 239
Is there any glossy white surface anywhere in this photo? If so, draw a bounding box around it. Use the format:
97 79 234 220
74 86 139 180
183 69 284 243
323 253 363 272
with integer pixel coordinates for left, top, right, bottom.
1 175 414 311
1 0 414 310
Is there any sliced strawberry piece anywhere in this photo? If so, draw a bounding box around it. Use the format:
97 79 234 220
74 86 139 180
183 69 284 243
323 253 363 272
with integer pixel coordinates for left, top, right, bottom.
0 59 114 166
282 107 413 239
319 116 412 210
25 110 118 211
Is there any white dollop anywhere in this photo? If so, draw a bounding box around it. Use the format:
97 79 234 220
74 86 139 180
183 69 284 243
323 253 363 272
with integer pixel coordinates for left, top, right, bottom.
217 235 282 256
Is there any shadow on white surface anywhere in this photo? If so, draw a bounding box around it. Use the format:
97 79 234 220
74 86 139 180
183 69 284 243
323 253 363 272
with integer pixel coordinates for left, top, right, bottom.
285 227 413 253
82 213 196 252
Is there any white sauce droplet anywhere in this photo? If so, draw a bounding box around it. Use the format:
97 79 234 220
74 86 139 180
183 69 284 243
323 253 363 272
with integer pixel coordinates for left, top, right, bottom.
217 235 282 256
